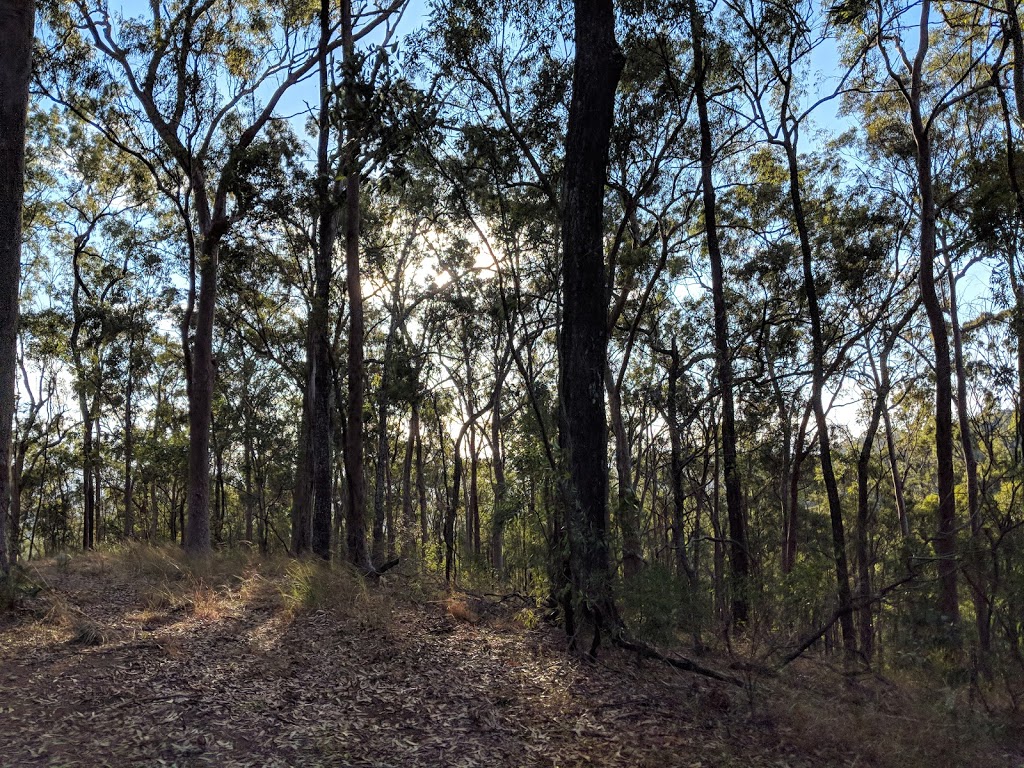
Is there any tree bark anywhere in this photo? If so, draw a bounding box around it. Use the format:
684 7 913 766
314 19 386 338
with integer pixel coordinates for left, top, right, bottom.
342 0 369 571
913 126 960 631
606 364 642 579
783 139 856 662
0 0 33 577
489 375 509 573
123 333 135 539
401 400 419 559
688 0 750 626
311 0 338 560
944 249 990 668
291 384 313 554
184 230 220 556
559 0 624 651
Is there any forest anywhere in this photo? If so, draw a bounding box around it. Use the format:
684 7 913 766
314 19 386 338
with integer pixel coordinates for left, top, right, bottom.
2 0 1024 763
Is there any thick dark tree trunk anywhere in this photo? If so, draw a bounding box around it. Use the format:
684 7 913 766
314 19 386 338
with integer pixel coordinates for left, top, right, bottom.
342 0 369 572
688 0 750 626
310 0 337 560
184 232 220 556
559 0 623 651
0 0 33 577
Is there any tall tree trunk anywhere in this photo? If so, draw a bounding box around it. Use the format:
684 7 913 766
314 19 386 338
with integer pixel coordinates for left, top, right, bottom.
856 351 888 665
688 0 750 626
81 409 95 550
184 232 219 556
890 1 959 633
311 0 337 560
0 0 33 578
783 140 856 662
123 334 135 540
944 249 990 669
342 0 369 571
913 125 960 633
243 395 254 544
469 427 481 557
559 0 624 652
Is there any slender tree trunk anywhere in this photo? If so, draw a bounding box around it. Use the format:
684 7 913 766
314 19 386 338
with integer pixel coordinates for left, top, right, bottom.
913 124 960 632
689 0 749 626
243 398 254 544
606 365 642 579
489 379 508 573
292 384 313 554
123 336 134 540
469 428 481 557
372 330 395 564
559 0 624 653
668 340 694 583
945 249 990 669
784 140 856 661
856 355 888 664
81 410 95 550
0 0 33 578
11 446 24 563
785 404 812 574
416 410 428 555
401 401 418 559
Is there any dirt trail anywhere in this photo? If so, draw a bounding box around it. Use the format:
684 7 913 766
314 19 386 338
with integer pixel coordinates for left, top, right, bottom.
0 553 1019 767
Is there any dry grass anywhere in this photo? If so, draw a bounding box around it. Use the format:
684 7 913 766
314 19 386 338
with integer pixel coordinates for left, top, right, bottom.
278 559 395 632
4 545 1021 768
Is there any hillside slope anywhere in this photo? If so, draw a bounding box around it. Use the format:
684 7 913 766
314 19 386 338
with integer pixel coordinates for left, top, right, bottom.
1 549 1020 768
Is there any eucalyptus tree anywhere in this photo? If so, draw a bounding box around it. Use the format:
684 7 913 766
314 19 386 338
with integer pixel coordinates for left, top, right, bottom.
0 0 35 577
41 0 330 555
834 0 1004 634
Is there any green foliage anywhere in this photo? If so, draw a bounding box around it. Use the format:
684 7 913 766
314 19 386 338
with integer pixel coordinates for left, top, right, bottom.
618 563 683 645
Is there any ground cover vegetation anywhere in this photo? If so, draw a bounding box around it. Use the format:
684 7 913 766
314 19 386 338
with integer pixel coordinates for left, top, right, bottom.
2 0 1024 762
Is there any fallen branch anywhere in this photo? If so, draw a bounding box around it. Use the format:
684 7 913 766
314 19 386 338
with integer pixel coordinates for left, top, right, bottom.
776 571 918 670
365 557 400 578
614 635 745 687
